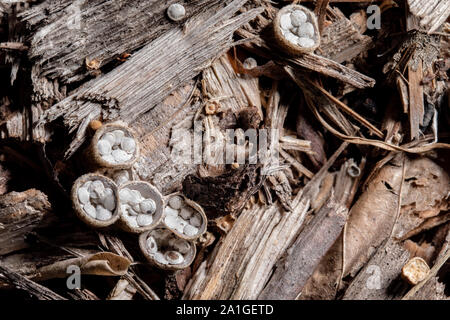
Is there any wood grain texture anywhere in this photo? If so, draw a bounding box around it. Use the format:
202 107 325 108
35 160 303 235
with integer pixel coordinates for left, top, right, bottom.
0 189 54 255
258 196 348 300
35 0 263 158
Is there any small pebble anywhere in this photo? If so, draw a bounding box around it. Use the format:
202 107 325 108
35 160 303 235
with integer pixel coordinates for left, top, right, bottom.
83 203 96 218
140 199 156 215
243 57 257 70
129 190 142 205
97 140 112 156
298 37 315 48
127 205 139 216
280 13 293 30
167 3 185 21
124 215 138 228
102 154 115 163
121 137 136 154
112 149 131 163
284 32 298 44
154 252 168 264
179 206 193 220
175 217 188 234
132 203 141 213
290 10 307 27
165 251 184 265
189 214 202 228
77 187 90 204
146 236 158 253
102 188 116 211
102 132 116 146
90 181 105 199
164 215 178 229
168 196 183 210
112 130 125 145
96 205 112 221
137 214 153 227
183 224 199 237
119 188 133 203
296 22 314 38
164 207 179 218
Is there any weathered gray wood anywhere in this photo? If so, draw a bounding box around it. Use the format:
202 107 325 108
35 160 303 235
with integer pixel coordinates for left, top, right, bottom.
343 239 411 300
318 6 373 63
258 196 348 300
407 0 450 33
35 0 263 158
20 0 228 84
0 189 55 255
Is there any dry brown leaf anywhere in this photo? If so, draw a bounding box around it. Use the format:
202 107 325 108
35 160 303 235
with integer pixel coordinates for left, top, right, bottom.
34 252 131 281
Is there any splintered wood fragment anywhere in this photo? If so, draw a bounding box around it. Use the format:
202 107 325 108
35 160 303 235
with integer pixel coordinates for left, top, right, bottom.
318 7 373 63
0 264 67 300
108 279 136 300
405 10 425 140
183 195 311 299
285 66 383 138
314 0 330 33
342 239 411 300
258 196 349 300
20 0 237 84
235 28 375 88
0 189 55 255
407 0 450 33
408 59 424 140
202 53 262 115
0 42 28 51
37 0 262 158
396 75 409 114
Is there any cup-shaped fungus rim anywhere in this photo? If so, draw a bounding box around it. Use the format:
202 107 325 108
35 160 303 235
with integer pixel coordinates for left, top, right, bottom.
162 192 208 241
274 4 321 55
139 228 196 271
118 181 165 233
71 173 120 228
90 122 140 169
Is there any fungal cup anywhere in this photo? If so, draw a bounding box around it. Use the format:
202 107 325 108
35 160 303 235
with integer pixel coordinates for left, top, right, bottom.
118 181 164 233
139 227 196 270
71 173 120 228
162 192 207 240
274 4 321 54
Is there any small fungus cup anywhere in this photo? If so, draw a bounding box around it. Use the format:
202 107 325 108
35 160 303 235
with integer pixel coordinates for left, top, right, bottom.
118 181 164 233
89 123 139 170
71 173 120 228
274 4 321 55
139 227 196 271
162 192 207 241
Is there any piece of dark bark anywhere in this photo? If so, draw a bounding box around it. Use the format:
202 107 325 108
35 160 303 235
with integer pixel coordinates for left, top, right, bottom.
183 164 264 218
258 196 349 300
0 189 55 255
0 264 66 300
